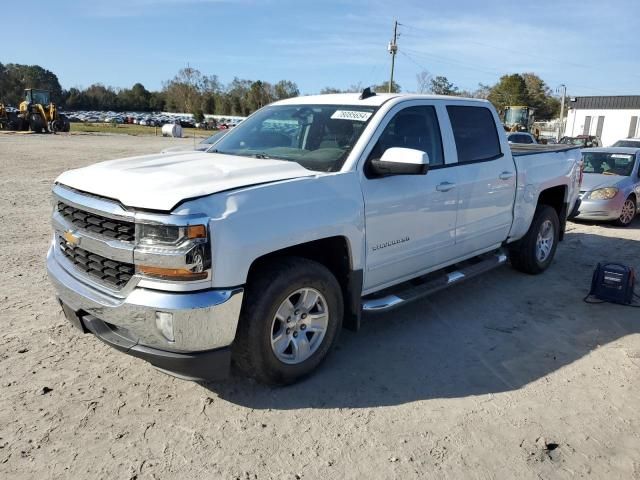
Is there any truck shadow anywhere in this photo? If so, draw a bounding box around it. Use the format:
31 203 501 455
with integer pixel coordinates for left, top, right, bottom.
202 230 640 409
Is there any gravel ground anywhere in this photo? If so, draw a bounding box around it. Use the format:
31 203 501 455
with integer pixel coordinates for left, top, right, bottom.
1 132 639 480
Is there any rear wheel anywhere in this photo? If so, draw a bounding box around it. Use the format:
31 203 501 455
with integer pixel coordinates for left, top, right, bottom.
614 196 636 227
233 257 343 385
509 205 560 274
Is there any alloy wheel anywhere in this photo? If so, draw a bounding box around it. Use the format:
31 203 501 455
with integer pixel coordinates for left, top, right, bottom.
270 288 329 365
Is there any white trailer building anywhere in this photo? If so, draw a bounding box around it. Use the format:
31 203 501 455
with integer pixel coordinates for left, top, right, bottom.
564 96 640 146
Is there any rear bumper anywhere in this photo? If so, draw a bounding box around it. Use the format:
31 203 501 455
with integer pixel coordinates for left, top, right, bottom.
47 243 243 381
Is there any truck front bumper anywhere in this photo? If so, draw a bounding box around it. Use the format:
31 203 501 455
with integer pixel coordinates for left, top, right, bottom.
47 245 243 381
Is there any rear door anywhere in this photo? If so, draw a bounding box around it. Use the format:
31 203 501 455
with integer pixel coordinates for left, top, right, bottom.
360 101 459 293
446 105 517 255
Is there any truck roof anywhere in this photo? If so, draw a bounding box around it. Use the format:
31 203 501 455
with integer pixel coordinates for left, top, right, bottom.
272 92 491 108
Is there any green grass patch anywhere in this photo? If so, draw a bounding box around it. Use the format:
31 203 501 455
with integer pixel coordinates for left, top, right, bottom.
71 122 210 138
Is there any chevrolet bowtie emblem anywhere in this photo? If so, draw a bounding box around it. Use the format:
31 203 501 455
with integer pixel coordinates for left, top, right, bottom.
63 230 80 246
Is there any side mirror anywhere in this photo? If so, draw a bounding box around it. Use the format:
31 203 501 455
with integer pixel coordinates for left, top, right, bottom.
370 147 429 176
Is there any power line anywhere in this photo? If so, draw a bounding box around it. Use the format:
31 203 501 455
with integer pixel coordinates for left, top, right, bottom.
402 47 622 96
402 48 502 76
399 24 609 74
399 22 640 90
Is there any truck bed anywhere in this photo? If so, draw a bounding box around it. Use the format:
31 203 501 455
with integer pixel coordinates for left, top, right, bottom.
510 144 581 156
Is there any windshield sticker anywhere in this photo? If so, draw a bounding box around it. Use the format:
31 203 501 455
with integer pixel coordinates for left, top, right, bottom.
611 154 633 159
331 110 372 122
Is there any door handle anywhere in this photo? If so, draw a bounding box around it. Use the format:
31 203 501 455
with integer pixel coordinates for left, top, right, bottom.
436 182 456 192
499 171 515 180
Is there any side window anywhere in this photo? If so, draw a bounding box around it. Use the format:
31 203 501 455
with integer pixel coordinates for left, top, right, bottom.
447 106 502 163
368 106 444 167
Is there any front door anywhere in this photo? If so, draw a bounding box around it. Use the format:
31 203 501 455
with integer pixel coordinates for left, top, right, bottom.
360 103 459 293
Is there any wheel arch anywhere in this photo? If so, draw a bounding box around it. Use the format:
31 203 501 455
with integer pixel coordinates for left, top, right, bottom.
536 185 568 241
246 236 363 332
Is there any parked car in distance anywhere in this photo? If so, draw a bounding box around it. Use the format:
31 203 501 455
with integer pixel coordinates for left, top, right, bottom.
559 135 602 148
573 147 640 226
161 130 227 154
47 92 582 385
507 132 537 144
612 138 640 148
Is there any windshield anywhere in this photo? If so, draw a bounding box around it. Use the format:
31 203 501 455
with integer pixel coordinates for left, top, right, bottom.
201 131 226 144
209 104 377 172
612 140 640 147
504 107 529 126
29 90 50 105
560 137 587 146
582 152 636 176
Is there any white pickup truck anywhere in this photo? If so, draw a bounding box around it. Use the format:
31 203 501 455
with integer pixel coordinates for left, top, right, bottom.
47 92 582 385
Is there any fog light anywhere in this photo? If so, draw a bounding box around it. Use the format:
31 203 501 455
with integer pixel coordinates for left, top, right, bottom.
155 311 175 342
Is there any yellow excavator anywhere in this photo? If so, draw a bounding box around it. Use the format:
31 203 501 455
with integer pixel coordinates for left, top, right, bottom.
503 106 535 132
1 89 70 133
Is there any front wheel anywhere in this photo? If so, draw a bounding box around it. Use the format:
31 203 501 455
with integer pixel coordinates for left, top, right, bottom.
232 257 343 385
509 205 560 274
614 196 636 227
29 113 45 133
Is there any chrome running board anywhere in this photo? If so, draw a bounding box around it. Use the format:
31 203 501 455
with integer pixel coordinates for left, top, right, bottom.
362 250 508 312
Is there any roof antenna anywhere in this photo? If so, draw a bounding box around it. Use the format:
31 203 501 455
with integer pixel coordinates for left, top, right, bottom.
360 87 376 100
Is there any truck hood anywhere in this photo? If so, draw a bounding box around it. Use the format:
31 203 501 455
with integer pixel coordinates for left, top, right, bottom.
581 173 624 192
56 152 316 210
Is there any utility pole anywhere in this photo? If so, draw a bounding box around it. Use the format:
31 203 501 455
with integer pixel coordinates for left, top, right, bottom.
557 84 567 140
388 20 398 93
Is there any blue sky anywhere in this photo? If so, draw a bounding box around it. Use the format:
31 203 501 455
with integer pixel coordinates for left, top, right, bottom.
2 0 639 96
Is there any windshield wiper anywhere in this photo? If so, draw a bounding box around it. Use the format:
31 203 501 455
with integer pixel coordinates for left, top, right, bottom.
252 153 271 159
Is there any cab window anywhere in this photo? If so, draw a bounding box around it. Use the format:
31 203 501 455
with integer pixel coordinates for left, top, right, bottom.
447 106 502 163
367 106 444 167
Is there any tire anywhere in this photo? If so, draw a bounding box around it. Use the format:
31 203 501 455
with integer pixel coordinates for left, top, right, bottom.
16 116 28 131
6 112 19 131
614 196 636 227
232 257 344 385
509 205 560 275
29 113 45 133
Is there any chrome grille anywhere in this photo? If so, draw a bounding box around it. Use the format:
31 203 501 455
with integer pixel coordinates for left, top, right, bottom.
58 236 134 289
57 202 135 242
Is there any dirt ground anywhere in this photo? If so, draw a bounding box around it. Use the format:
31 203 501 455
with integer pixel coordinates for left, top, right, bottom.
1 132 639 480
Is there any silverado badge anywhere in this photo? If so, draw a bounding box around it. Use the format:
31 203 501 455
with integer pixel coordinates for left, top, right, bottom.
372 236 410 251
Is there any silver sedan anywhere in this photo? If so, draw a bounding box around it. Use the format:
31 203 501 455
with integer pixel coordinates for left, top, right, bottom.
576 147 640 227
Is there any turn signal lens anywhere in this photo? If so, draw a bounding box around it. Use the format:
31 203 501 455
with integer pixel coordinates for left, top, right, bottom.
187 225 207 239
137 265 208 281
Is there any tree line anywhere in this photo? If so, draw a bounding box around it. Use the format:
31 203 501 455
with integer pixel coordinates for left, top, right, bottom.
0 62 561 120
0 63 300 117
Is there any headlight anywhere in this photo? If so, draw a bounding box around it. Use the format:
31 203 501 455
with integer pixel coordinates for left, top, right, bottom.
588 187 619 200
135 223 210 281
137 224 206 246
